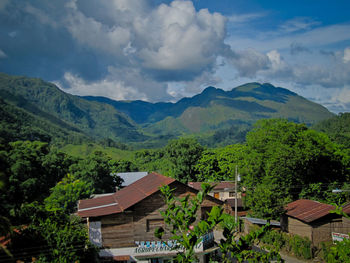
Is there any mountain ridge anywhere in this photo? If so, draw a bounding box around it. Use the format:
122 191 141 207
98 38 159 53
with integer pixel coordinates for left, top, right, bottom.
0 73 335 147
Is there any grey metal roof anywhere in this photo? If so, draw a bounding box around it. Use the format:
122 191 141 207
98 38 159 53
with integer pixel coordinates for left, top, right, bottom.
117 172 148 186
243 217 281 227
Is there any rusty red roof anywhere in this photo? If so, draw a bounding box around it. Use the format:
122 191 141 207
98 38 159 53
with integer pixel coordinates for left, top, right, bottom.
225 198 244 208
285 199 335 223
78 172 175 217
342 203 350 214
188 181 235 191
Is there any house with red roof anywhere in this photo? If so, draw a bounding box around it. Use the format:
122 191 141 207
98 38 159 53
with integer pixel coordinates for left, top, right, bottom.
188 182 247 216
188 181 240 201
281 199 350 246
78 172 231 262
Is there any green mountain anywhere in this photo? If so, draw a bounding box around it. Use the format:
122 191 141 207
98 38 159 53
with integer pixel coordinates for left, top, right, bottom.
0 98 89 144
0 73 145 143
0 73 335 147
85 83 334 145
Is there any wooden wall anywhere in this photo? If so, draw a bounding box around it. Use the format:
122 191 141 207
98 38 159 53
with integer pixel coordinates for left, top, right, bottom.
94 181 226 249
311 215 350 246
287 217 312 240
285 214 350 247
100 213 134 248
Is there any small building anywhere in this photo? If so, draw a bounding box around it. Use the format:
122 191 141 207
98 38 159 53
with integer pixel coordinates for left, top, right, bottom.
242 217 280 234
188 182 247 216
78 172 231 262
281 199 350 246
188 182 241 201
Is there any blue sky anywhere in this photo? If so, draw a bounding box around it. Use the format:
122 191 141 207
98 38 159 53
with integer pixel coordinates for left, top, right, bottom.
0 0 350 113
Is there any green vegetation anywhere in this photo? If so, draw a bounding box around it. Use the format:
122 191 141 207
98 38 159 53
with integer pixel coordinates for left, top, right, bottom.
0 73 335 148
165 138 204 183
313 112 350 149
260 229 313 260
1 72 349 262
157 183 282 262
0 72 145 144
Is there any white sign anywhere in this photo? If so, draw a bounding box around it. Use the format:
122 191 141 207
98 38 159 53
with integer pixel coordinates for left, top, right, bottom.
332 232 349 243
89 221 102 247
134 232 215 254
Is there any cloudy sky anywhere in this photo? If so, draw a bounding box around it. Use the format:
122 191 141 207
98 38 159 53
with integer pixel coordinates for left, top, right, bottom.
1 0 350 113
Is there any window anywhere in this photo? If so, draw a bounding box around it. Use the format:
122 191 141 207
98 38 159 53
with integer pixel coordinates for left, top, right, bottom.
147 219 164 232
229 192 235 197
214 192 220 199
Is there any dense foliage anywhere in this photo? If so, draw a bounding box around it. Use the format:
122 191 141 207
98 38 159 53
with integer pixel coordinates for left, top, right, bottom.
313 112 350 149
0 73 335 148
1 115 350 261
260 229 313 260
0 141 123 261
157 183 282 262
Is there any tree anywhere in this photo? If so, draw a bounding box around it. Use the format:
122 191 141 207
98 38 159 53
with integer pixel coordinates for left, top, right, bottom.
44 174 94 213
195 144 246 182
8 206 98 263
242 119 348 219
69 151 120 193
165 138 204 183
0 141 70 220
157 184 282 262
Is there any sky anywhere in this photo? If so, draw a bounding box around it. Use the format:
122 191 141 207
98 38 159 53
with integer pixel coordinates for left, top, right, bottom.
0 0 350 113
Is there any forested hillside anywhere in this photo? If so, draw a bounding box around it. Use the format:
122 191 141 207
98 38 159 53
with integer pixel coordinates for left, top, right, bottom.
0 73 145 144
0 73 335 148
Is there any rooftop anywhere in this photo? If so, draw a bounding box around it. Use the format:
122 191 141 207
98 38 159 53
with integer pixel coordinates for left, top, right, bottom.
117 171 148 187
188 181 235 191
78 172 175 217
285 199 335 223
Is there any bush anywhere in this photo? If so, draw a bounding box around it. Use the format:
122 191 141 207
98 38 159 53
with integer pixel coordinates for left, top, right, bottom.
260 229 313 260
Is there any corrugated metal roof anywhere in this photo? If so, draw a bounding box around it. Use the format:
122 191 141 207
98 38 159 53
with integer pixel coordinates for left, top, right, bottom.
78 172 175 217
243 217 280 227
285 199 335 223
342 203 350 214
225 198 244 208
188 181 235 191
117 171 148 186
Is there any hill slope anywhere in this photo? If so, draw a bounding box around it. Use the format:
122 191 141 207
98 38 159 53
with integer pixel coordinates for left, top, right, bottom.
85 83 334 141
0 73 145 143
0 98 89 144
0 73 335 147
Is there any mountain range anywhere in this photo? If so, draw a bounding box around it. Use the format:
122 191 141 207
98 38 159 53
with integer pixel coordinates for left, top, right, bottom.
0 73 334 147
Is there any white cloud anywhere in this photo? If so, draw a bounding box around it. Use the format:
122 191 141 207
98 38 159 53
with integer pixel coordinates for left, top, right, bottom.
227 13 265 24
60 72 148 101
24 4 58 28
227 49 270 77
0 49 6 58
343 47 350 63
65 0 131 57
279 17 321 33
227 23 350 52
136 1 227 76
267 50 283 70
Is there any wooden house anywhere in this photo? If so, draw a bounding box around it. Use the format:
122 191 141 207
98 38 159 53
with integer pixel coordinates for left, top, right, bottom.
281 199 350 246
78 172 231 262
188 182 246 216
188 182 241 201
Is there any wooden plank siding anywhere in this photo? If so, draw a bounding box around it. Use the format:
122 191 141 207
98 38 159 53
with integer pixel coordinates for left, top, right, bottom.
96 181 227 249
284 214 350 247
